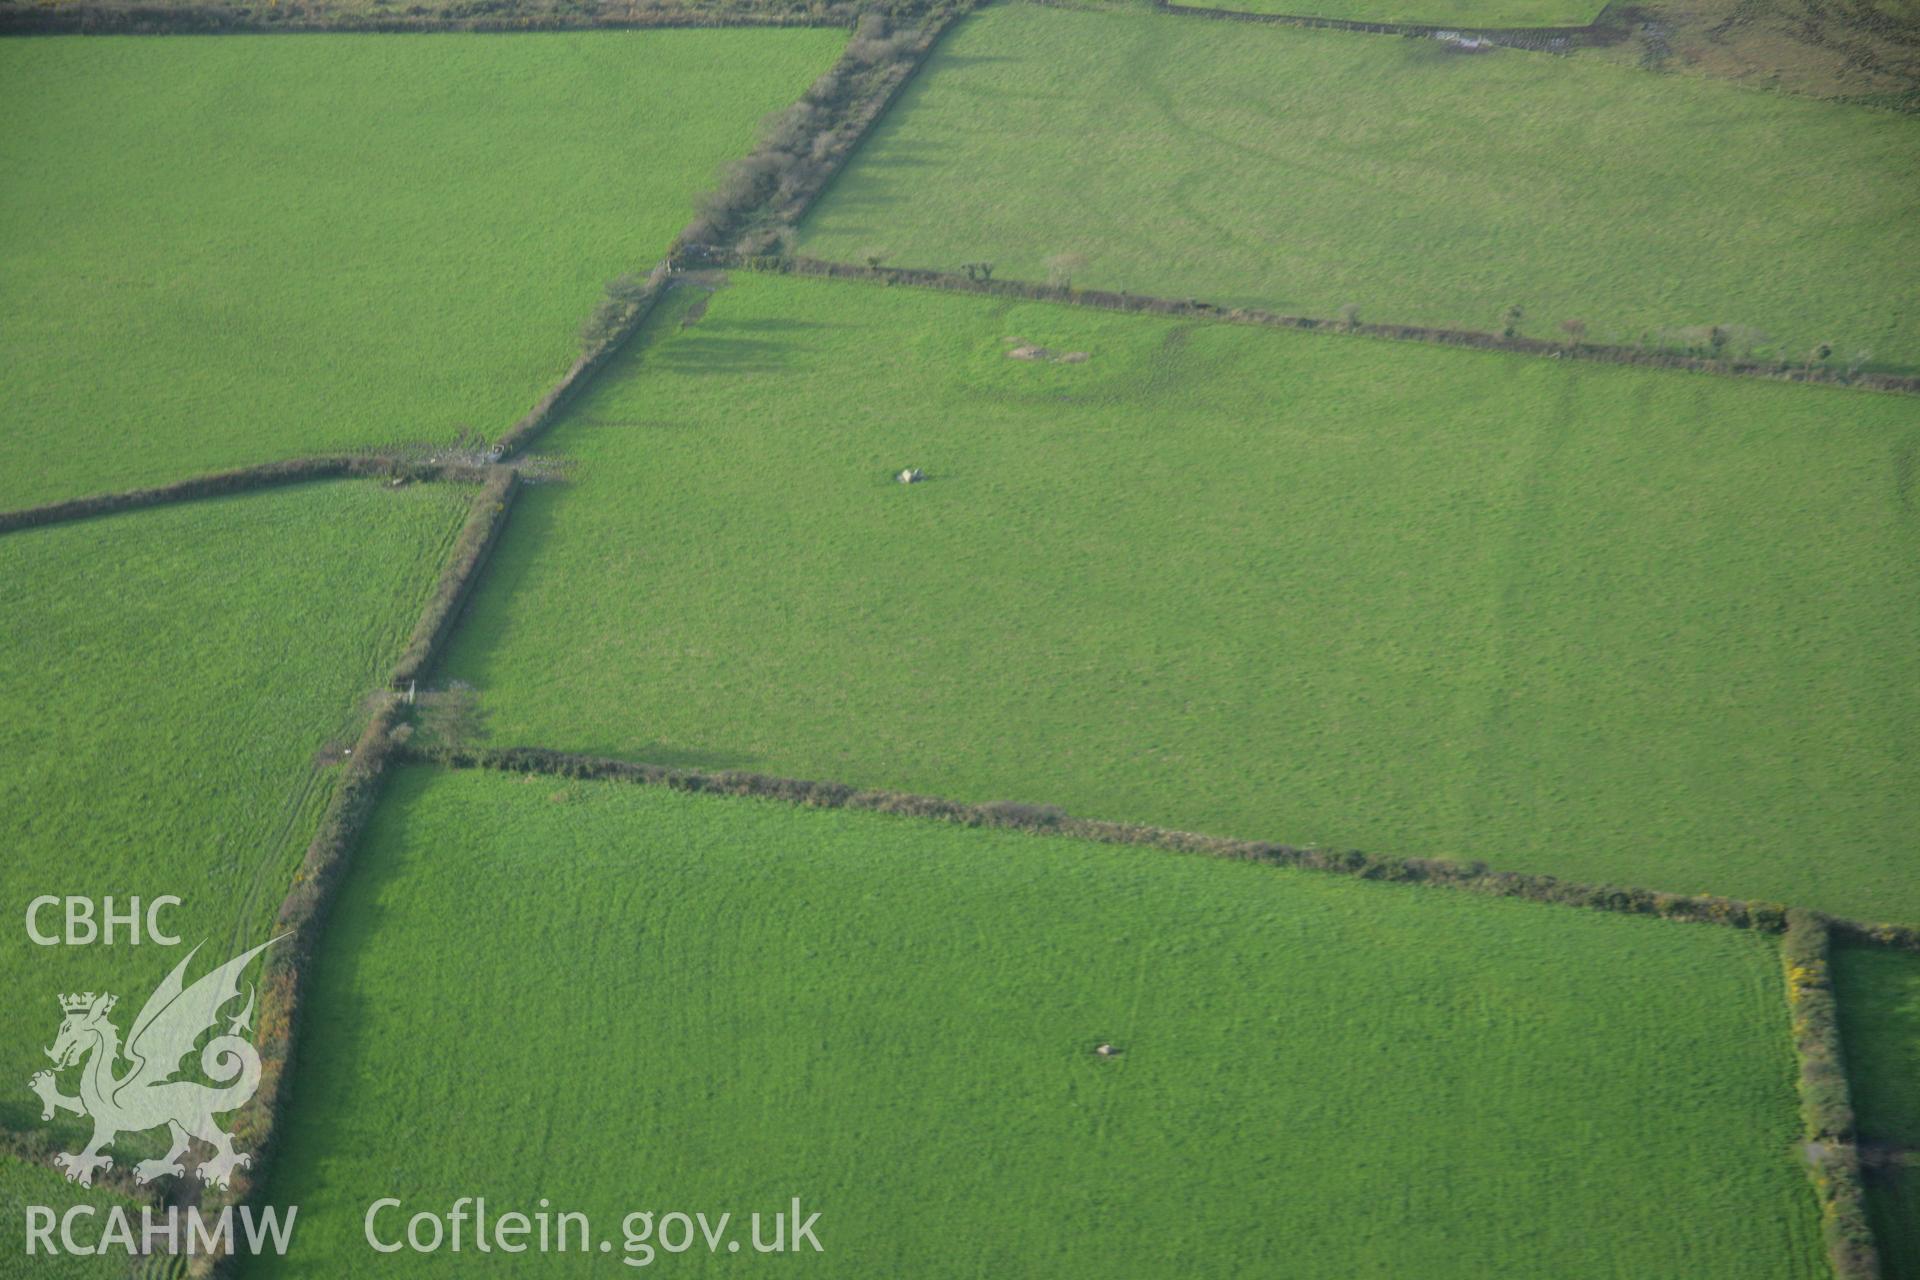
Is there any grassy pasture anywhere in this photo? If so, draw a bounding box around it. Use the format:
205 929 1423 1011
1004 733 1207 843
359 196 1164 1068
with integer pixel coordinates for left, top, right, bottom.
2 1155 143 1280
250 765 1819 1277
797 4 1920 368
0 480 469 1134
439 273 1920 924
1834 947 1920 1276
1166 0 1602 26
0 30 843 509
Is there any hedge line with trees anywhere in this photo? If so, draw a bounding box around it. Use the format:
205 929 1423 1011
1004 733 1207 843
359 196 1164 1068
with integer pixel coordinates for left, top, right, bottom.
492 263 673 459
0 454 491 538
387 469 518 689
200 471 527 1271
402 744 1920 952
677 251 1920 395
677 5 972 255
1783 910 1883 1280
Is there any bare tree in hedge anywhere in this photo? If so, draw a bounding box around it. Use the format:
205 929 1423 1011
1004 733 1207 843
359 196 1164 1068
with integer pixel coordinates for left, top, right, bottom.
1559 318 1586 348
676 11 929 257
1501 303 1525 339
579 272 652 350
419 681 490 751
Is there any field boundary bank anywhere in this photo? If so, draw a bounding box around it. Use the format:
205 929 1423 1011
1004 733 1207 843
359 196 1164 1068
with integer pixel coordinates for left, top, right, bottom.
1784 911 1884 1279
165 470 523 1276
0 454 493 537
495 262 672 459
0 469 522 1275
677 250 1920 394
403 743 1920 949
491 4 969 460
676 5 970 256
1142 0 1620 49
0 4 854 35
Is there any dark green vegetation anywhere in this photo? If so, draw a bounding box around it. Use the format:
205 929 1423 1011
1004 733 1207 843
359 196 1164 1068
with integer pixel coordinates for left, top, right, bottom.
1835 947 1920 1276
252 766 1820 1277
797 5 1920 366
1167 0 1599 25
440 273 1920 924
1590 0 1920 112
0 29 843 509
0 480 469 1130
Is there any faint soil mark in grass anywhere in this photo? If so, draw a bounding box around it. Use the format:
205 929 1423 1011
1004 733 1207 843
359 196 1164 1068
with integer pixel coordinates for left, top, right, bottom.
1455 370 1579 837
1894 439 1914 516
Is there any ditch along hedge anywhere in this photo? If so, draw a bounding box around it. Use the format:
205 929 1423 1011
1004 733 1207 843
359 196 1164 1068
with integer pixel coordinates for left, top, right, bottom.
1784 910 1883 1280
675 4 973 256
197 472 524 1276
0 454 491 538
399 744 1920 947
0 0 858 36
680 251 1920 396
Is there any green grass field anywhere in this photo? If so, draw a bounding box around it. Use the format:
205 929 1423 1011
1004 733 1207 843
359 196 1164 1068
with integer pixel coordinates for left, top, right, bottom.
248 765 1819 1277
437 273 1920 924
2 1155 144 1280
0 480 469 1133
1834 947 1920 1277
797 5 1920 367
0 30 842 509
1166 0 1601 26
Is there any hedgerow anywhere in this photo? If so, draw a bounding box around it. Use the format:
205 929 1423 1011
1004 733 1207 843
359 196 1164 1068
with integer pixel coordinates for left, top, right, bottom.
400 744 1890 941
678 251 1920 395
206 472 525 1259
0 454 488 537
677 6 969 255
1783 910 1883 1279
